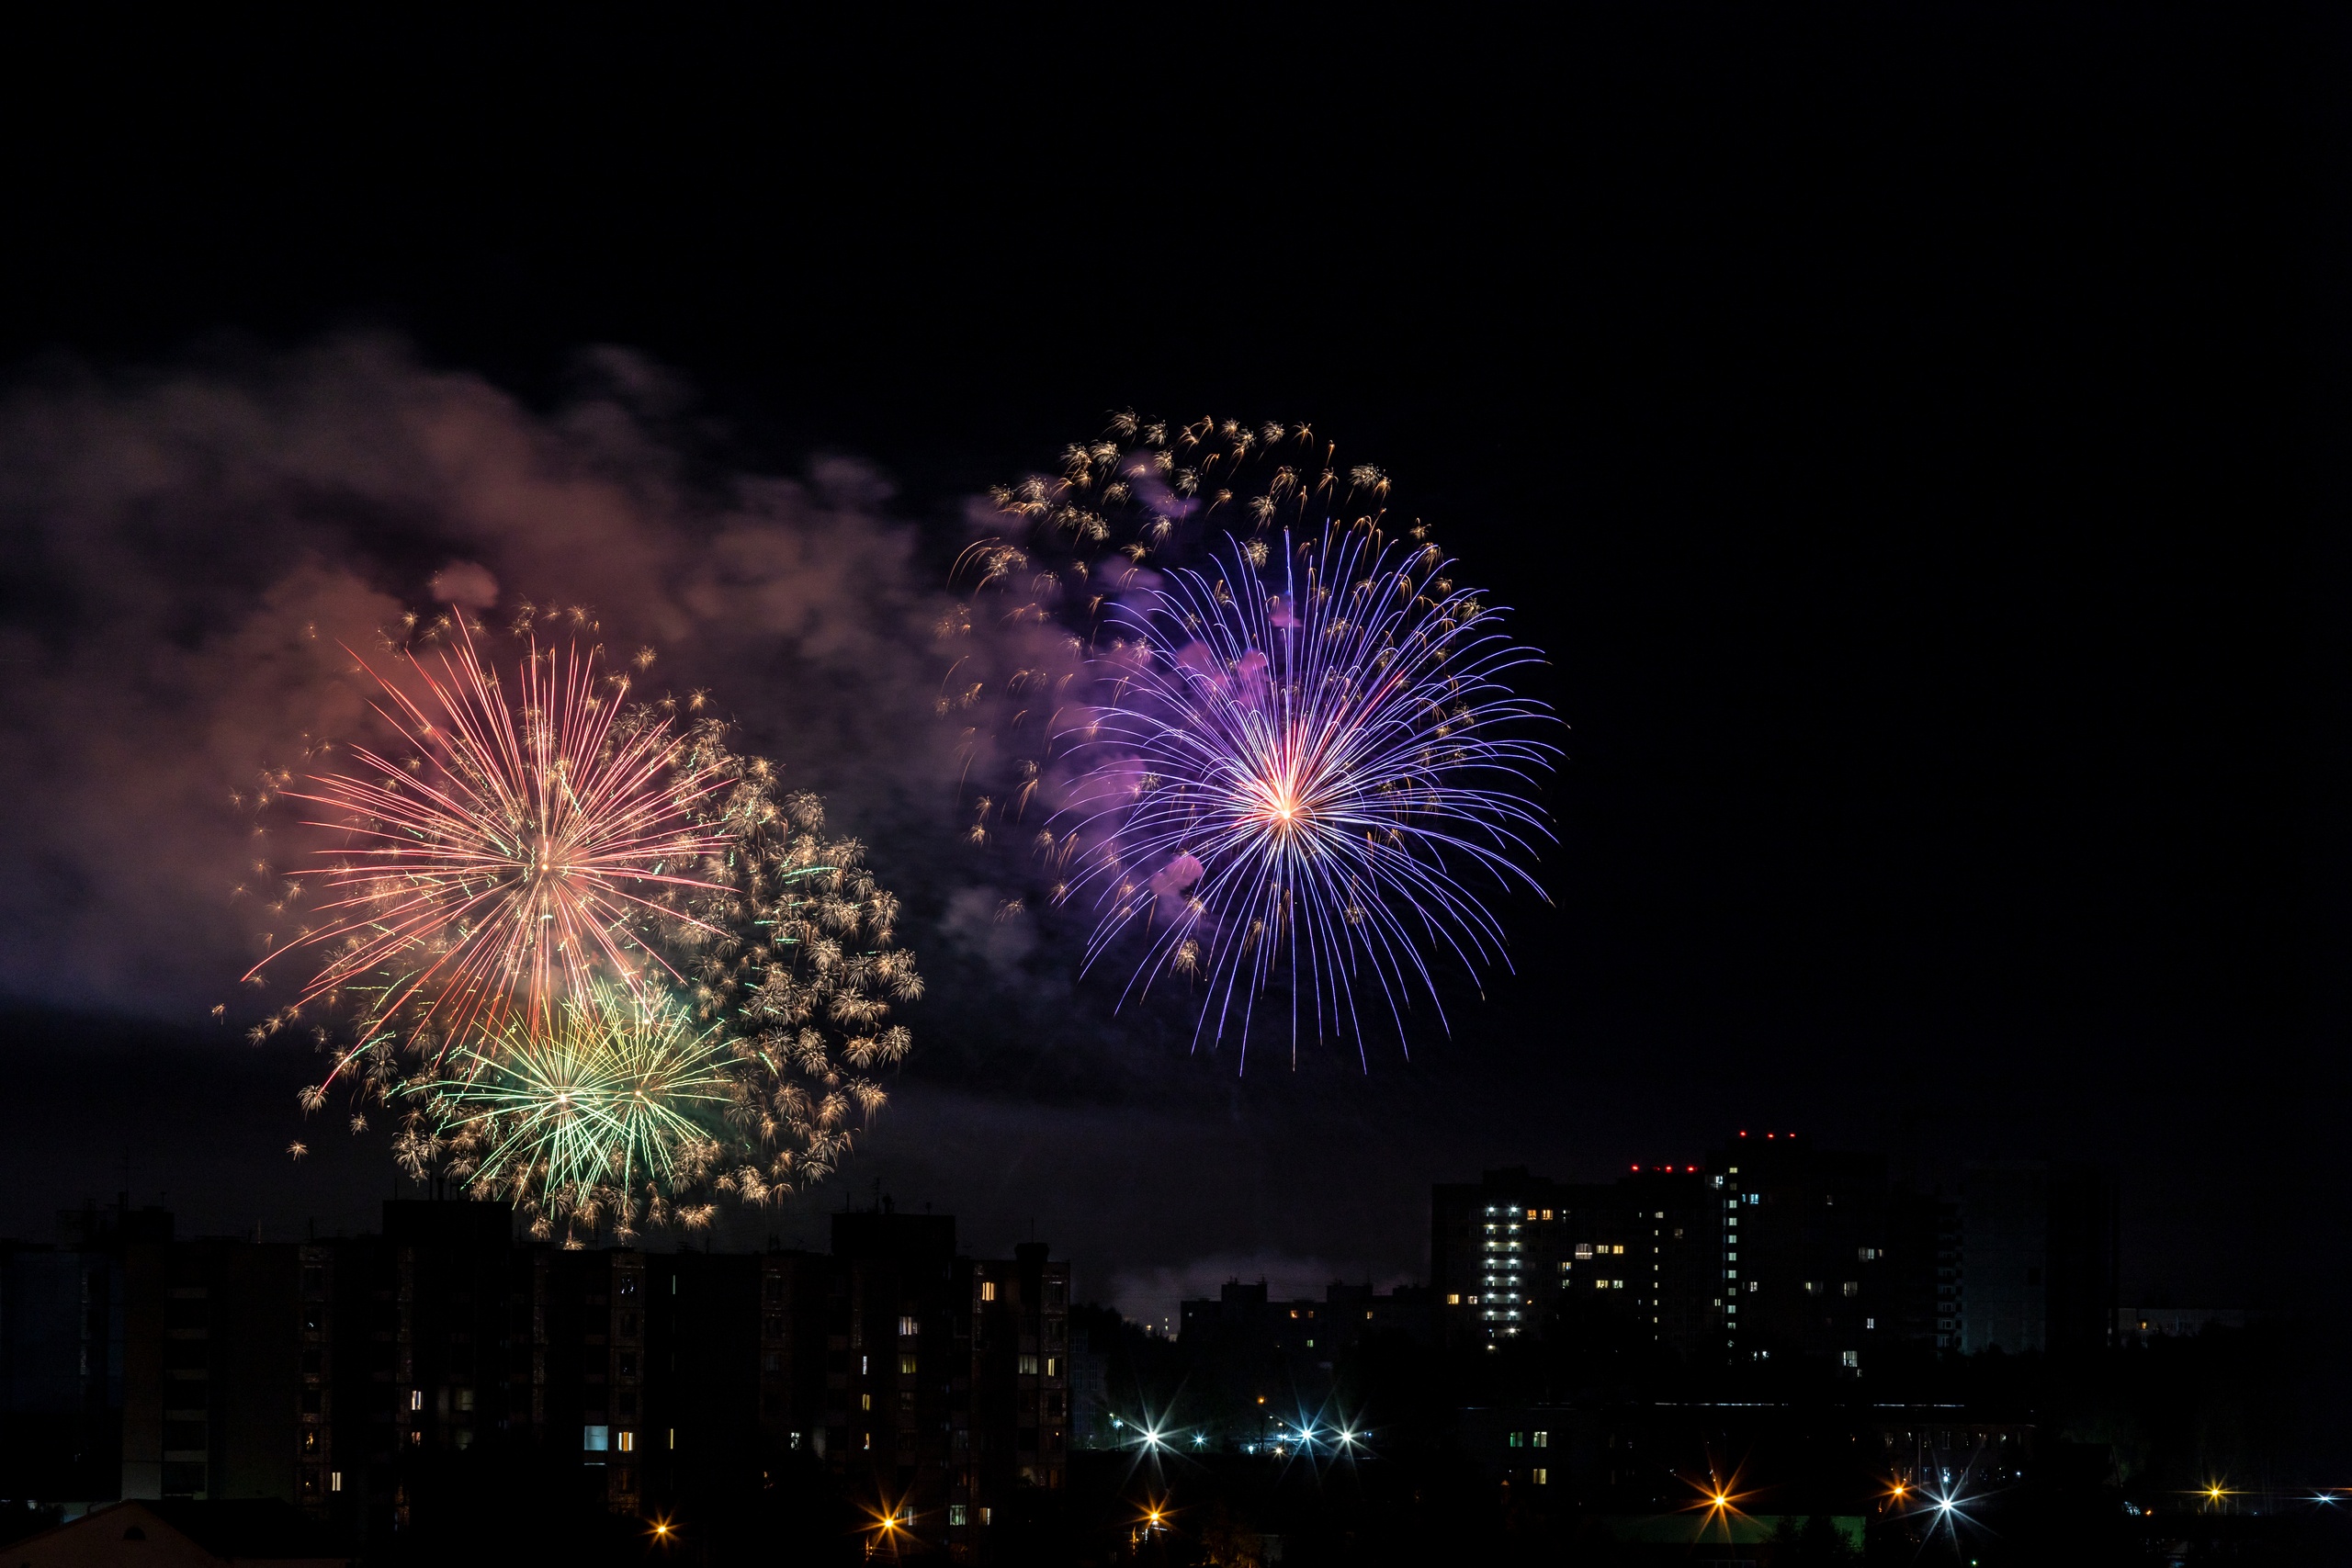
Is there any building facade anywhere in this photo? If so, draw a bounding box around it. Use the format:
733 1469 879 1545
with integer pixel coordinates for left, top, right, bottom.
1433 1136 2116 1375
0 1198 1065 1562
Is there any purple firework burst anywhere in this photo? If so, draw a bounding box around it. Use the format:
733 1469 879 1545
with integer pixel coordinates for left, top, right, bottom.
1053 525 1556 1066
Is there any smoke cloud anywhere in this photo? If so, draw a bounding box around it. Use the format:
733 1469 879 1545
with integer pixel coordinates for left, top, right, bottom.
0 335 963 1019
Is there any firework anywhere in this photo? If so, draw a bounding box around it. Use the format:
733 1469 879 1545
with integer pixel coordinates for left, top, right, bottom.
1056 524 1555 1063
240 599 923 1224
664 739 922 1201
245 619 731 1065
421 985 734 1237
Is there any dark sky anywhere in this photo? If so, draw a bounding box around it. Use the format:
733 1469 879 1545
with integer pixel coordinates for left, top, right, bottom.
0 12 2343 1324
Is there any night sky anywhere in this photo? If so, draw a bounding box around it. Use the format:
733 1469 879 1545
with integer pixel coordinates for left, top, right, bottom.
0 14 2343 1330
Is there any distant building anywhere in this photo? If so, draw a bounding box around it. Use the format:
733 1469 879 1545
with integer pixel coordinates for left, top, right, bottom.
1430 1163 1718 1357
1177 1279 1430 1367
1434 1135 2116 1375
1175 1279 1434 1445
1957 1161 2118 1359
2112 1306 2253 1343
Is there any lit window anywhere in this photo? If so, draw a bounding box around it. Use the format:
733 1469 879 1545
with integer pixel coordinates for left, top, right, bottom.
329 1472 342 1493
1843 1281 1859 1298
1525 1209 1536 1220
1842 1350 1859 1368
617 1430 635 1452
861 1394 872 1411
584 1426 610 1452
1446 1293 1461 1304
1046 1357 1058 1376
1865 1317 1875 1330
409 1389 423 1412
899 1315 919 1337
1541 1210 1554 1221
1533 1430 1548 1448
980 1280 996 1303
981 1508 993 1526
949 1506 967 1527
669 1429 676 1450
1508 1432 1523 1449
1019 1354 1040 1375
1532 1467 1549 1484
899 1353 918 1374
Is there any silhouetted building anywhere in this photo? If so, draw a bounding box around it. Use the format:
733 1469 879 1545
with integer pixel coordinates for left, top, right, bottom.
120 1233 302 1506
1065 1326 1110 1449
0 1198 168 1506
1958 1160 2118 1359
1176 1277 1433 1437
746 1204 1069 1561
8 1194 1069 1561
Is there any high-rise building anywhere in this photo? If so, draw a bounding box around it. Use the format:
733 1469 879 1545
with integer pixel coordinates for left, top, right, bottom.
1430 1164 1717 1354
1 1198 170 1506
757 1205 1069 1561
1710 1133 1890 1369
1430 1168 1599 1345
119 1235 301 1506
1957 1161 2117 1359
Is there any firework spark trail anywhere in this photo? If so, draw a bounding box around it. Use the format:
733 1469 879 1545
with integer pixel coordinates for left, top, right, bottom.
1057 525 1555 1066
244 618 732 1066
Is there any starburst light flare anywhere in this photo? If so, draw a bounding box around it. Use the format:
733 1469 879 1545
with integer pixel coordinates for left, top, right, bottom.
1057 523 1555 1064
244 618 731 1064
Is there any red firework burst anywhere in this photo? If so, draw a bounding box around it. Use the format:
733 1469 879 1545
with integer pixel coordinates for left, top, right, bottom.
246 620 729 1059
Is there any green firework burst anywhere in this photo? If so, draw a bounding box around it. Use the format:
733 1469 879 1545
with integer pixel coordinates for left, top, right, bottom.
426 986 734 1216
